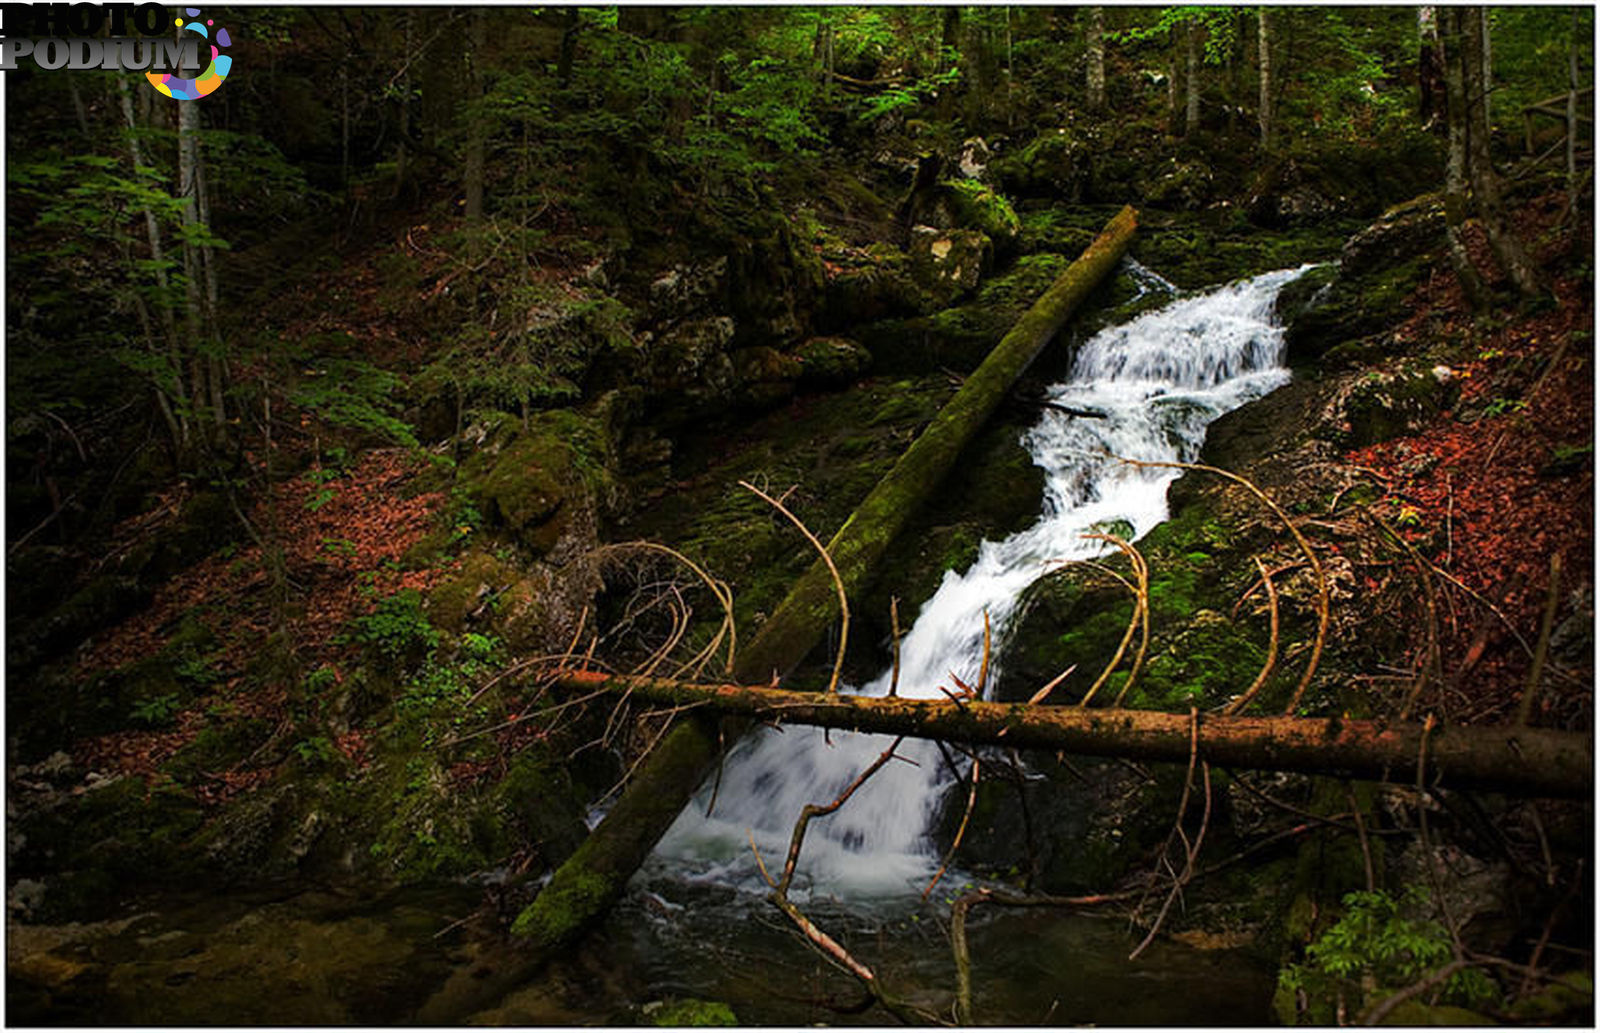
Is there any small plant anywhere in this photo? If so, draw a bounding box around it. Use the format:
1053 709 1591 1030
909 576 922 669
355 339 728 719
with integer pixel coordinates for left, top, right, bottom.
1482 396 1528 417
347 589 439 661
1394 504 1424 530
292 735 340 765
1279 887 1498 1023
130 693 181 726
304 666 339 694
320 536 358 558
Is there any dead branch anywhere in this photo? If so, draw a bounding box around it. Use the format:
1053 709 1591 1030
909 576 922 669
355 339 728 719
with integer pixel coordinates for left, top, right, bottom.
749 736 939 1025
1111 455 1329 715
1223 557 1280 715
740 480 849 695
1075 533 1149 707
1516 553 1563 726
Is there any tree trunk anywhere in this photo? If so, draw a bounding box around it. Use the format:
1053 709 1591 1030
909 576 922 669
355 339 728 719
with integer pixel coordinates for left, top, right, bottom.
463 8 486 223
1440 6 1490 309
1185 18 1201 136
1418 6 1444 128
177 98 209 425
1086 7 1106 112
417 207 1141 1025
735 204 1139 683
1458 6 1542 297
551 671 1594 799
118 77 187 450
1257 8 1272 147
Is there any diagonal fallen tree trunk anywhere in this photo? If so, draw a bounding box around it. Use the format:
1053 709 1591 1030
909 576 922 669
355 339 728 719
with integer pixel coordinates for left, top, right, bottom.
548 670 1594 800
415 206 1139 1023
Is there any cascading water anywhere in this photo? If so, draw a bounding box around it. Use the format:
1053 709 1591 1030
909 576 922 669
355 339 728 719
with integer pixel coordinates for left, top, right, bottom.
651 264 1315 900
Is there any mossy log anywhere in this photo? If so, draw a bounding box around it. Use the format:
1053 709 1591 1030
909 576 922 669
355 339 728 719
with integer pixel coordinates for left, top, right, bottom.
422 207 1139 1023
737 203 1138 683
554 671 1593 800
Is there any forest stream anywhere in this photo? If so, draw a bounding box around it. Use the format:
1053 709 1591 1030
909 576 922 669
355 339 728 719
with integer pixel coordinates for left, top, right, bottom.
12 263 1305 1025
7 6 1591 1027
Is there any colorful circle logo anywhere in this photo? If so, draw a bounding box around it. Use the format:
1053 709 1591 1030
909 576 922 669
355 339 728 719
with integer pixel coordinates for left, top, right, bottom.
146 7 231 99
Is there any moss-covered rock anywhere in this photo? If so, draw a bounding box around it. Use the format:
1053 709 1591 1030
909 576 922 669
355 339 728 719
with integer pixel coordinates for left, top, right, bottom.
942 179 1022 258
993 127 1095 203
793 336 871 387
1316 365 1461 449
644 998 739 1027
908 226 992 307
456 412 605 556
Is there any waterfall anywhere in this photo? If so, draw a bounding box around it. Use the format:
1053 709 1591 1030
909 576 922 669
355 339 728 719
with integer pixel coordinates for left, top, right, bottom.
651 264 1315 900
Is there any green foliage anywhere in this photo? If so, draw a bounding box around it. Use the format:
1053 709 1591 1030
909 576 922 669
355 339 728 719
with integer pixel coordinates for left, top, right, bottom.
1279 888 1499 1019
289 358 418 449
347 589 439 662
291 735 340 766
130 693 182 726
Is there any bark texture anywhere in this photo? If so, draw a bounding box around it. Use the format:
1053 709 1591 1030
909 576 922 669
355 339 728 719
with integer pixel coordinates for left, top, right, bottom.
557 671 1593 800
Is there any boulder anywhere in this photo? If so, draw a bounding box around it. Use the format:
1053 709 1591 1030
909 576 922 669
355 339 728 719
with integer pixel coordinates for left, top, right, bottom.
908 225 992 306
794 336 871 388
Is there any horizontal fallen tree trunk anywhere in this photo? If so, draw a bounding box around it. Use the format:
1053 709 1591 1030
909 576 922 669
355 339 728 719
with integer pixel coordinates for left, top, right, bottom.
554 670 1593 799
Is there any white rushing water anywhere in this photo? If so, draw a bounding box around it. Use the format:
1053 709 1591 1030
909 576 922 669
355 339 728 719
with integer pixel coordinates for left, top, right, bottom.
652 264 1314 900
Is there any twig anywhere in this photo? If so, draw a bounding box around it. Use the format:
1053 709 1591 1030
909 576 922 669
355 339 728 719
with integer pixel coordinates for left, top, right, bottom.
921 757 980 901
1029 664 1077 705
1076 534 1147 707
1359 959 1475 1026
1516 553 1562 727
741 480 848 695
1224 557 1281 715
1347 784 1376 892
1111 455 1329 715
888 597 902 698
1130 709 1211 960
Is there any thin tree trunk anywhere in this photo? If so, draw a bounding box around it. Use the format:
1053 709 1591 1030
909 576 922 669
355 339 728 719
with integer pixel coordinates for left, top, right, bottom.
1418 6 1443 128
1440 6 1490 309
177 98 209 424
1460 6 1542 297
463 8 486 223
117 77 187 449
1257 8 1272 147
1086 7 1106 113
551 671 1594 799
192 119 226 433
1568 11 1579 198
1185 18 1201 136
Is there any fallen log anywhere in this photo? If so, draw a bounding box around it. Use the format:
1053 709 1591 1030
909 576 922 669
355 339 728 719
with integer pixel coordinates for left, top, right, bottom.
737 203 1139 681
553 670 1593 800
416 206 1140 1023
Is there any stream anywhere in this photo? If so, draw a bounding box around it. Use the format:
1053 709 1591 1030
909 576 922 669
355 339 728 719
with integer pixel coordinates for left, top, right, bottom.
9 264 1312 1025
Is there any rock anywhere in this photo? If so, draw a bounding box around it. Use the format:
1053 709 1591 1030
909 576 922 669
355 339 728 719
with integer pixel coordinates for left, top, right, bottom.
1316 364 1460 448
993 126 1094 202
908 225 992 307
649 316 738 393
647 258 728 322
730 345 803 408
941 179 1022 258
793 336 871 387
957 136 991 180
456 412 607 557
820 245 926 328
1147 158 1219 210
1340 194 1446 279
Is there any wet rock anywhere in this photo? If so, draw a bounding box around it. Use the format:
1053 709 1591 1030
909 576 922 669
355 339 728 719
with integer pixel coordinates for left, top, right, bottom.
993 126 1094 203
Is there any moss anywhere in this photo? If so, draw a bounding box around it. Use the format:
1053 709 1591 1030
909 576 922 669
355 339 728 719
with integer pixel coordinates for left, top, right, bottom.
646 999 740 1027
456 411 606 555
941 179 1022 256
164 719 273 785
